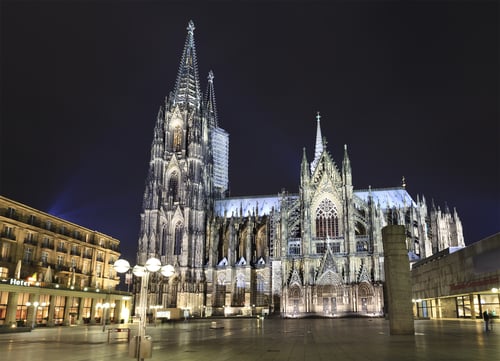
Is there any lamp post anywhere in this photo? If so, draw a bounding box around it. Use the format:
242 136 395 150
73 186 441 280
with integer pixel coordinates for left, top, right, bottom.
26 301 39 329
114 258 174 361
96 302 111 331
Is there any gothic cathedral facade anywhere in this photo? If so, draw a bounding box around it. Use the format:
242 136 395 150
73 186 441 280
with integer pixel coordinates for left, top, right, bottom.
136 22 464 318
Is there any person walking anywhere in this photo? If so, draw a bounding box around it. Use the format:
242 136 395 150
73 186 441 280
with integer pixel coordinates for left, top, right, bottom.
483 310 490 332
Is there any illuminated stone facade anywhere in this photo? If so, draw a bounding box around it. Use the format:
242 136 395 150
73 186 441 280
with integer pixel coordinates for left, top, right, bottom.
0 195 131 326
137 21 465 318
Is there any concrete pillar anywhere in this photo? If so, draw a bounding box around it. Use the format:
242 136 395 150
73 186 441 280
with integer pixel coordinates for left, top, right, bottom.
6 292 18 326
77 297 85 325
90 298 98 324
382 225 414 335
469 294 476 319
63 296 71 326
46 297 56 326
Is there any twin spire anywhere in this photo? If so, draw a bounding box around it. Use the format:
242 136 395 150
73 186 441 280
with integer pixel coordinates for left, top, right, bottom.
173 20 219 126
173 20 202 108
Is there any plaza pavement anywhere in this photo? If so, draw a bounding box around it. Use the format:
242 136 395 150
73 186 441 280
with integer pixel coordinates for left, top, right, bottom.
0 317 498 361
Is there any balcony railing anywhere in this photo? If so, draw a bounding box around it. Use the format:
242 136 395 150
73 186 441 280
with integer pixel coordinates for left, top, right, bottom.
24 238 38 246
1 232 16 240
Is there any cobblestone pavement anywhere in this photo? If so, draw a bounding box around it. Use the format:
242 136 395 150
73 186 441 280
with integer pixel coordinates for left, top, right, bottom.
0 318 498 361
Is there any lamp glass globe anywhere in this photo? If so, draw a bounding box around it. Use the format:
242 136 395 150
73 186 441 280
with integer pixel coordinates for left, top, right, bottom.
145 257 162 272
161 264 175 277
113 259 131 274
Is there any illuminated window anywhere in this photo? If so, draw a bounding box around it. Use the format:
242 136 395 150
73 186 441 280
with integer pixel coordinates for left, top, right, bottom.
173 125 182 152
1 242 10 260
41 251 48 264
315 199 339 238
96 263 102 277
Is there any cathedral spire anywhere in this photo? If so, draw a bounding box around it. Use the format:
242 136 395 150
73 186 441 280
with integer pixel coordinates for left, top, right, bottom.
310 112 324 174
205 70 218 127
173 20 201 108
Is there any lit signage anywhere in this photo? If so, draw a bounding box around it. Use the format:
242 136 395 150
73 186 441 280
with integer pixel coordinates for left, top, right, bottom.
9 278 31 287
156 311 171 319
449 276 499 292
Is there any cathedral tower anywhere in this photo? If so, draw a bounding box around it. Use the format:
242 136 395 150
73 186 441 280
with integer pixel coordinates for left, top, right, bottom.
137 21 228 309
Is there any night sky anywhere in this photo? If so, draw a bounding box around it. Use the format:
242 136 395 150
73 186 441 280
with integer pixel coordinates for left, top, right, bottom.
1 1 498 263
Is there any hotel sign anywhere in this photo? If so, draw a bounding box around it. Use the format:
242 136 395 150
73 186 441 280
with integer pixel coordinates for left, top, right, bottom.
1 278 32 287
449 276 498 292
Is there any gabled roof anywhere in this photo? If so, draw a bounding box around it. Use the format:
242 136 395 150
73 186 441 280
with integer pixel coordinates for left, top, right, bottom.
354 187 416 209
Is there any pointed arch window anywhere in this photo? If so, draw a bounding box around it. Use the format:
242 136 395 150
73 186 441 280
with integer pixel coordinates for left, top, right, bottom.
233 274 245 307
173 125 182 152
315 199 339 238
168 172 179 202
174 222 183 255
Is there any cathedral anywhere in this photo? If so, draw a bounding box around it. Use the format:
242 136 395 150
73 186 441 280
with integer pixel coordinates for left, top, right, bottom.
136 21 465 318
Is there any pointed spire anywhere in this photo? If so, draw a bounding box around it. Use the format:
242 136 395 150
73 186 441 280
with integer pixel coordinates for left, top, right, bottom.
310 112 323 173
342 144 351 169
342 144 352 186
173 20 201 108
205 70 218 127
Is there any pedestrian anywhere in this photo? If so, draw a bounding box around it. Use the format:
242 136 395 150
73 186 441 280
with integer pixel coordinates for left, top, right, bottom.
483 310 489 332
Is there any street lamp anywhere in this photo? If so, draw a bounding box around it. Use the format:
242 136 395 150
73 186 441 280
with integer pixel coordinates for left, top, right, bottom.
96 302 111 331
26 301 39 329
113 258 174 361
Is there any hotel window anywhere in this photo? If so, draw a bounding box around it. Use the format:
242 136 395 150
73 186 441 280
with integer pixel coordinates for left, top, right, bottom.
0 242 10 260
7 207 16 219
23 247 33 262
82 262 89 275
0 291 8 321
2 226 15 240
52 296 66 325
16 293 30 323
57 255 64 266
71 258 77 268
96 263 102 277
41 251 48 264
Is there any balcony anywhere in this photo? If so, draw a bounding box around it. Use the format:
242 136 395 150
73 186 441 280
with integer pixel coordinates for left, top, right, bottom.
24 238 38 246
1 231 16 241
41 242 54 250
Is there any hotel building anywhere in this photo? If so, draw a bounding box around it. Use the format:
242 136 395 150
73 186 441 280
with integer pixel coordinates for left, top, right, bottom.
0 195 132 327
